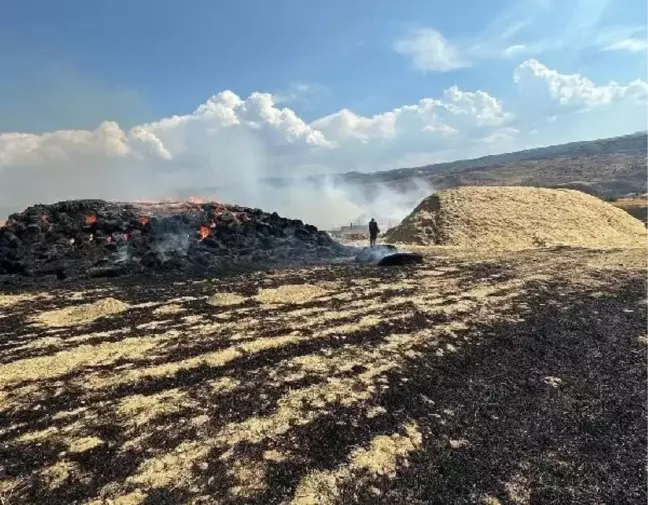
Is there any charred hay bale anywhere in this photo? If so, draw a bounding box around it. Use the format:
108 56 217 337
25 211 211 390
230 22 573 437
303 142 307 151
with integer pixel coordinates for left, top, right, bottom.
376 251 424 266
0 199 352 280
355 245 398 264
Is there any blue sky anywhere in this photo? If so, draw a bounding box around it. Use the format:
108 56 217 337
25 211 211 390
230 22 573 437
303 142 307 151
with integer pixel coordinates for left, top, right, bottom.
2 0 646 129
1 0 500 124
0 0 646 221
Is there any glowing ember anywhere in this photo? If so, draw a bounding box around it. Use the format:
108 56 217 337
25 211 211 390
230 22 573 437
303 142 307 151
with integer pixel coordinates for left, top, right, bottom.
138 216 150 225
85 213 97 225
198 225 211 240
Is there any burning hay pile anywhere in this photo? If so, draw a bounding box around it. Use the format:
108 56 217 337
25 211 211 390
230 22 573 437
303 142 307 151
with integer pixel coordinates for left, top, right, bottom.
0 199 350 280
384 186 648 249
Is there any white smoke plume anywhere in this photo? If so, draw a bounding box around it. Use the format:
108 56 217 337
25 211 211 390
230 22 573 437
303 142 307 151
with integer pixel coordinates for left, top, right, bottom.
0 92 446 230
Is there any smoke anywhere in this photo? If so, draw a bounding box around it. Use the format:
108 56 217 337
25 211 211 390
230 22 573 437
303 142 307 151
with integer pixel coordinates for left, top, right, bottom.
0 125 435 231
0 159 434 232
214 176 434 230
0 90 441 230
151 232 191 261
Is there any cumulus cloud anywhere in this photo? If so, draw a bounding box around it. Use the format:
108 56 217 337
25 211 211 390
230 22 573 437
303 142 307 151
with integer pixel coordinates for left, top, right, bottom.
0 60 646 228
513 59 648 109
0 84 509 227
312 87 509 142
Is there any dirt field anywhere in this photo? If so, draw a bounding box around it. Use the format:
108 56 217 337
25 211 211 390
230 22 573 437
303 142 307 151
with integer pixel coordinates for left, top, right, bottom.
0 245 646 504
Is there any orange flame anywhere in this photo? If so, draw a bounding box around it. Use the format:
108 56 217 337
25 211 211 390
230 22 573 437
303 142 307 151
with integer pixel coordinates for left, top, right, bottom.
85 213 97 225
138 216 150 225
198 225 211 240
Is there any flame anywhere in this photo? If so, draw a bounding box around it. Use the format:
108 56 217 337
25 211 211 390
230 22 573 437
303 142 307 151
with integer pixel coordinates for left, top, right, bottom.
138 216 150 225
106 235 112 243
85 213 97 225
198 225 211 240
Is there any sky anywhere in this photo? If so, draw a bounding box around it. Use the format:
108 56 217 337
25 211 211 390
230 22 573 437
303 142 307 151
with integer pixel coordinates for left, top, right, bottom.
0 0 647 226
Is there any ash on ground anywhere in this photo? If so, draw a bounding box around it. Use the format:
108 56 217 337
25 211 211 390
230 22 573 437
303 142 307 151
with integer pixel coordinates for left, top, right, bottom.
0 199 355 281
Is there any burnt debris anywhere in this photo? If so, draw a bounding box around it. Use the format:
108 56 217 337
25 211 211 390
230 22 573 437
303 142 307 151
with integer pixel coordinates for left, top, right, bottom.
0 199 352 280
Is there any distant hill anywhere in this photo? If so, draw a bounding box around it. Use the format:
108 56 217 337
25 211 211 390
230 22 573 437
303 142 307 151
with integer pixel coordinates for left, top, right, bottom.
335 132 647 197
148 132 648 201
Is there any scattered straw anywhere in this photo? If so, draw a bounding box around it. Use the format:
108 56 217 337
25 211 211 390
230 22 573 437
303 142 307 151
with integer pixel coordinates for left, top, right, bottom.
31 297 129 327
255 284 329 305
152 303 185 315
291 422 422 504
208 292 247 306
116 388 197 426
68 436 103 453
0 332 177 386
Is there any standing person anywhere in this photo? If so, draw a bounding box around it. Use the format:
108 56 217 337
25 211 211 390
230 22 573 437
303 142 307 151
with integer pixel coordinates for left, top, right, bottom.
368 218 380 247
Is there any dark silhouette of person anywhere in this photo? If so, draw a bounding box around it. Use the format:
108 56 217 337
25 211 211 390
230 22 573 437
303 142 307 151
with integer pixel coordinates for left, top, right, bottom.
369 218 379 247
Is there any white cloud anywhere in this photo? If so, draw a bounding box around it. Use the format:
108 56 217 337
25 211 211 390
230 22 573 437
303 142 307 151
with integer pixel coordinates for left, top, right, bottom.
0 60 646 228
0 84 512 226
313 86 509 143
594 25 648 53
503 44 527 57
392 1 552 71
514 59 648 109
394 29 467 72
602 38 648 53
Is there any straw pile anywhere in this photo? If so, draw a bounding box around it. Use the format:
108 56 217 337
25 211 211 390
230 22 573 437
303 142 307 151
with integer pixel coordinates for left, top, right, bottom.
384 186 648 249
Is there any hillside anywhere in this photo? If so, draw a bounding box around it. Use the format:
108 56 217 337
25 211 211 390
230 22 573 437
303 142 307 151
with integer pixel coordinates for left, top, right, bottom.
337 132 647 197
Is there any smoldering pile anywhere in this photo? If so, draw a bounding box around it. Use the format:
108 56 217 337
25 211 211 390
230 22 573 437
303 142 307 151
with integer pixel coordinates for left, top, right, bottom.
0 199 353 281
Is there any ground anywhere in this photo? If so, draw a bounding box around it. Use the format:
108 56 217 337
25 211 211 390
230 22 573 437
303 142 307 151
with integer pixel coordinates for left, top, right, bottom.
0 245 646 505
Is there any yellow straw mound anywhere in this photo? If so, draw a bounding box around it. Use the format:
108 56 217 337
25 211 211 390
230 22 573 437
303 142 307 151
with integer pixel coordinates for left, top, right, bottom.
384 186 647 249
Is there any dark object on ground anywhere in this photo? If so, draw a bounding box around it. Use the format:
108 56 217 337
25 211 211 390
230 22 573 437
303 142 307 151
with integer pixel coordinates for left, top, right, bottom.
377 251 424 266
0 199 352 280
355 245 397 264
